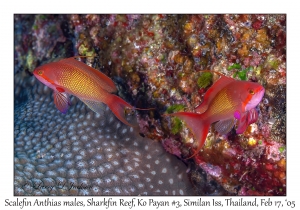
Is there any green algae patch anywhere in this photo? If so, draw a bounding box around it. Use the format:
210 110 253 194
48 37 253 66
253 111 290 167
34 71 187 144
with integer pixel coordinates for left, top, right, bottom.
265 54 280 70
228 63 241 70
279 146 285 153
166 104 185 134
26 50 34 72
228 63 254 81
197 72 213 88
166 104 185 114
171 117 183 134
233 69 248 80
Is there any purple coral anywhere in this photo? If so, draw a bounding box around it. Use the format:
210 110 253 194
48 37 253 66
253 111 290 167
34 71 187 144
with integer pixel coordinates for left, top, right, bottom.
162 138 182 158
32 15 66 58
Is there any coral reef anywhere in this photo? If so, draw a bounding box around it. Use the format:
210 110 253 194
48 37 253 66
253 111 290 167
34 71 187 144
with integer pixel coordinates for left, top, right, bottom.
14 14 286 195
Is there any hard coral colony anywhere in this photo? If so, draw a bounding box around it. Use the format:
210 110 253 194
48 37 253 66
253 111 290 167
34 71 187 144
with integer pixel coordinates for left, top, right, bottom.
14 14 286 196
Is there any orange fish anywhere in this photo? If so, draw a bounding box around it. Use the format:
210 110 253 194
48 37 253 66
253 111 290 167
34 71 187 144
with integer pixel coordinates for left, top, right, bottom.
167 72 265 158
33 56 144 126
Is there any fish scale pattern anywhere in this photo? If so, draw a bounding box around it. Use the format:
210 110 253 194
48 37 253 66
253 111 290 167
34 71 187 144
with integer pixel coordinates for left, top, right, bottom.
208 88 234 117
14 73 194 196
56 64 100 97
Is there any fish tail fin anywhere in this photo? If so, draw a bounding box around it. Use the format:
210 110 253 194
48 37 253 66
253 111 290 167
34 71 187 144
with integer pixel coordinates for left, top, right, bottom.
107 94 136 127
166 112 210 159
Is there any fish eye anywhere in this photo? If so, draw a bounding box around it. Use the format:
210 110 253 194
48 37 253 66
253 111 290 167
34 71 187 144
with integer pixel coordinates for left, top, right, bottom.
37 69 43 75
249 89 255 95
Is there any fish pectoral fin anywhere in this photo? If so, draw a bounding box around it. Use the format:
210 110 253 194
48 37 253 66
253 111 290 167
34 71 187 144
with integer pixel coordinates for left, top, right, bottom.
53 91 70 114
81 99 106 114
214 118 236 135
247 108 258 125
236 112 247 134
236 109 258 134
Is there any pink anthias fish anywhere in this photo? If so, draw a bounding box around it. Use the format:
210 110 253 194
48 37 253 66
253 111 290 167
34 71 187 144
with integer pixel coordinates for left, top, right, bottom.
33 56 149 126
167 71 265 158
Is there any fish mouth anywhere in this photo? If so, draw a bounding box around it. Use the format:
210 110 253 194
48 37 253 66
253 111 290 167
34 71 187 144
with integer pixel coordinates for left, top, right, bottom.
254 87 265 104
245 87 265 111
257 87 265 101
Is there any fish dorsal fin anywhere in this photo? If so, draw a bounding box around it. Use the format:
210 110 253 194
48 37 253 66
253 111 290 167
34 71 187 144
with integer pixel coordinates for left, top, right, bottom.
195 75 235 114
214 118 236 135
236 109 258 134
53 91 70 114
59 57 117 93
80 99 106 115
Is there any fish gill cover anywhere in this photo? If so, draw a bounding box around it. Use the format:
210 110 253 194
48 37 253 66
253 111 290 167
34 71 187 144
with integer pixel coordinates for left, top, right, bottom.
14 14 286 195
